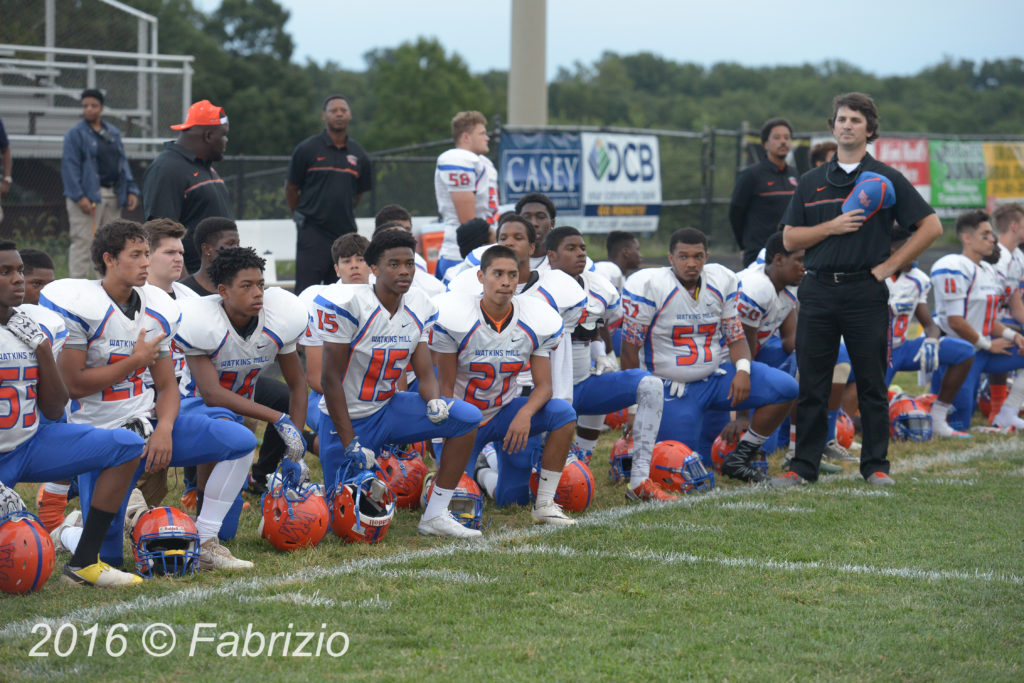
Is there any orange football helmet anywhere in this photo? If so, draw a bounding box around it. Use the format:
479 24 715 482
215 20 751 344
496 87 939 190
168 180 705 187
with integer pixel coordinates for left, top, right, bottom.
131 506 200 576
377 444 430 509
529 458 594 512
650 440 715 493
0 511 55 593
914 393 937 413
835 411 855 449
604 408 629 430
889 394 932 441
609 437 633 482
260 485 330 552
421 472 484 529
331 471 396 543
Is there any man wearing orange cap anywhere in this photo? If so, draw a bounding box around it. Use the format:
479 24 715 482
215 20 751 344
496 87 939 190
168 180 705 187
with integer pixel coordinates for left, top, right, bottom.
142 100 232 274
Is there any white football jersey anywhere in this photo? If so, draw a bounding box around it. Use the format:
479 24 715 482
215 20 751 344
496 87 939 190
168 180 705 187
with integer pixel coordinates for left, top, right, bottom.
736 266 798 349
535 255 596 276
593 260 624 292
298 284 328 349
571 270 621 385
443 244 492 284
623 264 738 383
435 149 498 260
521 268 587 335
176 288 307 400
994 243 1024 315
0 319 56 452
40 280 179 429
162 282 198 380
20 303 67 357
411 267 446 298
931 254 1001 339
429 291 562 422
886 268 929 348
313 284 436 420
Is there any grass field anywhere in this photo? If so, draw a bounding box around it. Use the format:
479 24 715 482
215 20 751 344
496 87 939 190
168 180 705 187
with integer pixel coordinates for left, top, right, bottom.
2 413 1023 681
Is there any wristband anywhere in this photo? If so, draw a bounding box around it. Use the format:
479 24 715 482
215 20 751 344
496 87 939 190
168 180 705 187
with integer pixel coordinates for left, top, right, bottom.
735 358 751 374
974 336 992 351
1002 328 1017 342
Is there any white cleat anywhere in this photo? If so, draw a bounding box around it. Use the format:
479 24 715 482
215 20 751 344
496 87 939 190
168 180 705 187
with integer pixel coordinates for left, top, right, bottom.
417 512 482 538
531 501 576 526
50 509 82 553
991 408 1024 431
199 538 254 571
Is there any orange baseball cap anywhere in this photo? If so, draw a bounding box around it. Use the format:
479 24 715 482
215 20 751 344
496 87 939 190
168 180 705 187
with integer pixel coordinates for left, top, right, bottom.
171 100 228 130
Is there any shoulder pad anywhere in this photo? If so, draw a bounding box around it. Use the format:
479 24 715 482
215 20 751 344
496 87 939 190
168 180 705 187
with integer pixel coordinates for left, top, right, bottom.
447 266 483 295
171 281 199 300
263 287 309 345
437 148 479 168
140 284 181 338
433 292 482 335
412 270 446 297
174 296 227 353
297 283 326 311
581 270 620 312
529 269 587 312
38 279 110 335
515 295 564 338
400 287 438 325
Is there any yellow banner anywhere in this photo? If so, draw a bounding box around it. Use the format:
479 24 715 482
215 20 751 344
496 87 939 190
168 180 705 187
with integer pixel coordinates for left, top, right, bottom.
984 142 1024 199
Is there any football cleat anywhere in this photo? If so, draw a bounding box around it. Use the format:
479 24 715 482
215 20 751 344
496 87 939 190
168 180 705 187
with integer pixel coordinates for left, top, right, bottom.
823 439 858 463
131 506 200 577
608 437 633 482
625 479 679 503
866 472 895 487
769 471 809 488
417 512 483 538
50 509 83 554
0 510 56 593
529 458 594 512
422 472 483 530
650 441 715 493
331 470 397 543
531 501 576 526
719 439 770 483
61 559 141 588
377 444 430 509
198 538 253 571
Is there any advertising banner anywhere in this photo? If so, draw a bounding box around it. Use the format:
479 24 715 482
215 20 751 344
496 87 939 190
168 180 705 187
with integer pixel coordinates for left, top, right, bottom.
983 142 1024 203
930 140 986 207
875 138 931 203
499 131 661 233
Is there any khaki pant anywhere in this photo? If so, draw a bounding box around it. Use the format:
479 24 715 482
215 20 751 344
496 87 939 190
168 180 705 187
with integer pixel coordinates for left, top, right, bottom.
67 187 120 278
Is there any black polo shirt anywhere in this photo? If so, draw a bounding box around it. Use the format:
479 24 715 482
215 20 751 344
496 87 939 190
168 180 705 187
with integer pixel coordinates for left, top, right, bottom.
142 142 233 233
781 153 934 271
729 157 799 250
287 131 372 236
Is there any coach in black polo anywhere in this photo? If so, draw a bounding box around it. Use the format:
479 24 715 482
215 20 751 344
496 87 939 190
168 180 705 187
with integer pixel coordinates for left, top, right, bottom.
774 92 941 488
286 94 372 294
142 99 232 274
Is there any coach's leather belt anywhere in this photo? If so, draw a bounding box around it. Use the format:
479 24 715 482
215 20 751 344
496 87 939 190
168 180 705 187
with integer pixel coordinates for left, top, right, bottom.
806 269 873 284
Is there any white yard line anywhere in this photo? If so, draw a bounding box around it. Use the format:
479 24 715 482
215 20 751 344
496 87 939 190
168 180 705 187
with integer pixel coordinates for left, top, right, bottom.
3 437 1019 639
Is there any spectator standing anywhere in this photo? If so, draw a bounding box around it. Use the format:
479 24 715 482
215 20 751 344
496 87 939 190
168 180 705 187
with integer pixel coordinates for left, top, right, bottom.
62 89 140 277
286 95 372 295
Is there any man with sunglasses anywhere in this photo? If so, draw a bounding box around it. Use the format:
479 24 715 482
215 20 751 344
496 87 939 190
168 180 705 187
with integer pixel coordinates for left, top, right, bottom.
772 92 942 488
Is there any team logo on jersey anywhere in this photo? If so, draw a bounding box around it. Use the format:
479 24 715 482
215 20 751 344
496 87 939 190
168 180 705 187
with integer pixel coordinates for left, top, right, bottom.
347 154 358 167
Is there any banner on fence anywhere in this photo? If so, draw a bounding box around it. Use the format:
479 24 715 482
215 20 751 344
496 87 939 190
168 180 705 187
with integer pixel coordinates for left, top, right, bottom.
500 131 661 233
930 140 987 207
875 138 931 203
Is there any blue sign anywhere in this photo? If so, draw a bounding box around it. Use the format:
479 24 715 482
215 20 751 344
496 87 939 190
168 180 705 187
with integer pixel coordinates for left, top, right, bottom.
499 132 582 211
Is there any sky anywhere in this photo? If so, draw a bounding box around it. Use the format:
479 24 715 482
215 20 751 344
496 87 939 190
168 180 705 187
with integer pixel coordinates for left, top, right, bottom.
192 0 1023 78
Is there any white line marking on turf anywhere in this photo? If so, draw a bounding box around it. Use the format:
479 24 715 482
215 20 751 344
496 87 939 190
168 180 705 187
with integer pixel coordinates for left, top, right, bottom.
477 544 1024 586
4 436 1020 639
714 501 814 513
909 477 976 486
368 567 497 584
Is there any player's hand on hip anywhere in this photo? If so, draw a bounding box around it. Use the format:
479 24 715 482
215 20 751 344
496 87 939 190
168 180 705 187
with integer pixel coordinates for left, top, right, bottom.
426 398 450 424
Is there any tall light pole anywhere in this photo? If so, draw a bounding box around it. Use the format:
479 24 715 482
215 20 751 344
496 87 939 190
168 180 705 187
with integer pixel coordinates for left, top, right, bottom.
508 0 547 126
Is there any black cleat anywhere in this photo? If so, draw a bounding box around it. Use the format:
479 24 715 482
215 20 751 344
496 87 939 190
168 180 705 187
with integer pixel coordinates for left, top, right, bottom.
720 440 769 483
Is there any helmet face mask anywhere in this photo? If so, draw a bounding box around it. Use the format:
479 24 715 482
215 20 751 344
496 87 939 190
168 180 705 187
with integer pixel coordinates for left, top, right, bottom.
331 471 396 543
422 473 483 530
609 437 633 482
131 506 200 578
889 396 933 442
651 441 716 494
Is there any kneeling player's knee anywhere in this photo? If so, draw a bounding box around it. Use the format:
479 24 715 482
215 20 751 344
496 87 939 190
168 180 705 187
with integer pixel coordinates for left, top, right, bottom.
210 422 259 456
832 362 851 384
545 399 577 431
447 400 484 429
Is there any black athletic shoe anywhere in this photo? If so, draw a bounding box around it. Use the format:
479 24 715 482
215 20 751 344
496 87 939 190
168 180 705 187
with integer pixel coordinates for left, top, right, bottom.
720 440 769 483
